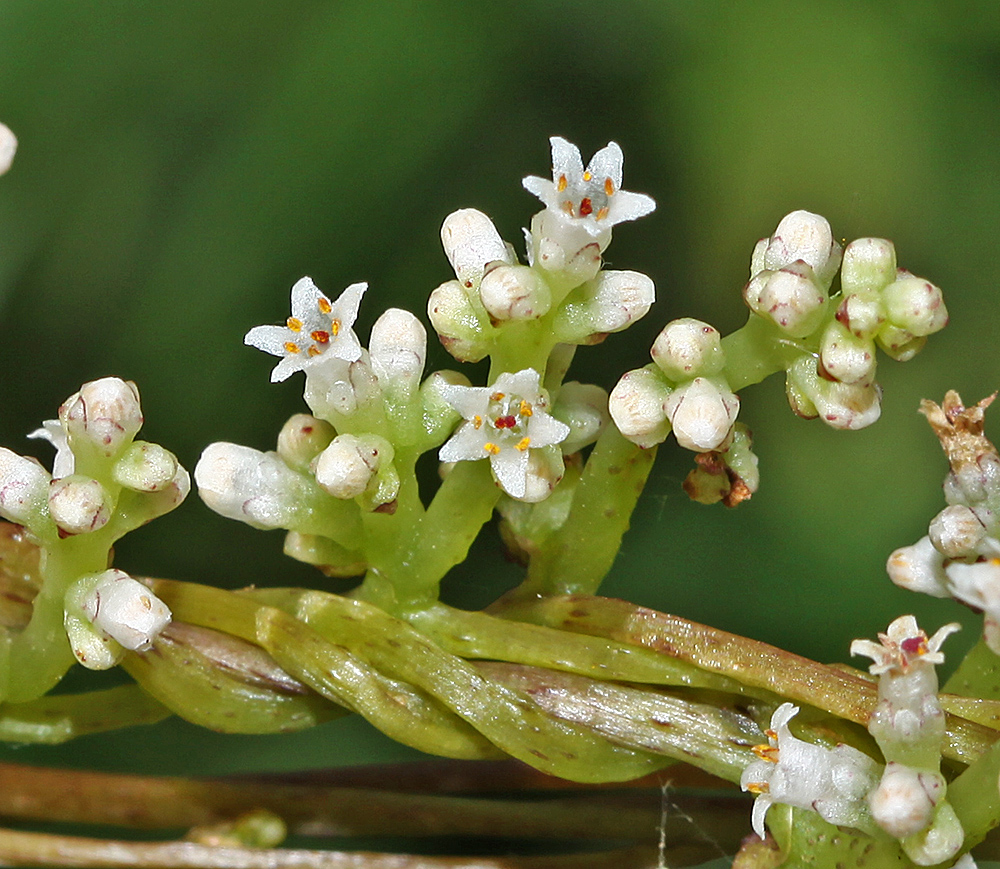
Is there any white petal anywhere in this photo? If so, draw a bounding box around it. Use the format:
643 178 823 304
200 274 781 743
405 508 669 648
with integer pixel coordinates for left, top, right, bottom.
522 175 557 208
585 141 624 190
289 276 328 321
439 423 490 463
439 383 491 419
494 368 542 398
330 281 368 332
490 447 529 499
751 795 772 839
607 190 656 225
244 324 290 356
549 136 584 180
526 413 570 448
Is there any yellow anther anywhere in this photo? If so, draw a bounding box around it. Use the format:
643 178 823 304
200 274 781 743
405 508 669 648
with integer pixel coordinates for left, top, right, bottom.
284 342 300 354
515 437 531 451
318 297 332 314
557 174 568 192
331 318 341 336
286 317 303 332
490 392 505 402
744 782 770 795
604 177 614 196
473 415 483 430
483 442 501 456
582 171 592 182
764 729 777 741
752 743 779 763
519 400 533 417
307 345 322 357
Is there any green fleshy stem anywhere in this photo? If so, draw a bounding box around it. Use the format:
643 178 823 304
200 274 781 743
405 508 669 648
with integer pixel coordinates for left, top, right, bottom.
721 314 810 392
513 425 655 598
0 684 169 744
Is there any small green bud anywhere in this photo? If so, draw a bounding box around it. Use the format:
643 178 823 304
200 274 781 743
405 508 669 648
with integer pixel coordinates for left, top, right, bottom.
650 318 725 381
882 274 948 337
835 292 885 340
427 280 490 363
786 355 881 430
841 238 897 295
112 441 181 492
369 307 427 393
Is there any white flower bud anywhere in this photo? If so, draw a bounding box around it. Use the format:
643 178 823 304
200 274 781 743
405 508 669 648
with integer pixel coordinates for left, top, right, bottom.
755 210 842 286
519 447 566 504
876 323 926 362
314 434 382 499
479 264 552 322
887 537 950 598
554 270 655 342
0 448 50 526
0 122 16 176
835 293 886 340
302 354 381 420
651 318 725 381
527 210 604 288
819 321 877 385
746 261 828 338
663 378 739 453
440 208 513 289
552 382 609 454
427 280 489 363
841 238 897 295
882 275 948 337
420 370 469 444
785 355 881 430
276 414 336 472
60 378 142 459
945 559 1000 653
369 307 427 392
929 504 987 559
112 442 180 492
78 569 171 652
902 802 964 866
47 475 112 535
608 368 672 449
870 763 941 839
195 443 313 530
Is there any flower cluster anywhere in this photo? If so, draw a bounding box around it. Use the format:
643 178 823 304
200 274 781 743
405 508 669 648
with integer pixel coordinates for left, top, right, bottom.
0 378 185 678
888 393 1000 652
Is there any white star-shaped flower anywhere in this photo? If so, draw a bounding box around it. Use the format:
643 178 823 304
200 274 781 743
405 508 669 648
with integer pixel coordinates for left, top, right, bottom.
522 136 655 235
850 615 959 677
245 277 366 382
740 703 878 839
438 369 570 500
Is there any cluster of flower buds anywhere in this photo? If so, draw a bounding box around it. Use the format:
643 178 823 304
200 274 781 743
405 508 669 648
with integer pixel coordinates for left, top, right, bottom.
852 616 964 865
740 702 880 839
888 393 1000 652
0 121 15 176
0 378 185 672
428 137 656 362
754 212 946 431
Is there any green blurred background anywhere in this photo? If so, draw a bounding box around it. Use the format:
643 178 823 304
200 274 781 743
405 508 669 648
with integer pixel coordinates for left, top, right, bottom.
1 1 1000 778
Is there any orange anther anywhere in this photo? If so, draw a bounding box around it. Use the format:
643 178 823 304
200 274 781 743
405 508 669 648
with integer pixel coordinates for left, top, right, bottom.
286 317 303 332
752 744 779 763
331 319 341 336
519 400 533 417
318 298 332 314
483 442 501 456
307 345 322 357
583 171 592 182
490 392 505 402
284 342 300 354
516 437 531 451
744 782 770 795
595 206 610 221
557 174 568 192
604 177 614 195
473 415 483 430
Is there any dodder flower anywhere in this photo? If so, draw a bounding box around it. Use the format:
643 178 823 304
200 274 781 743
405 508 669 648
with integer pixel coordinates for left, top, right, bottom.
740 703 878 838
245 278 366 382
523 137 655 233
438 369 570 500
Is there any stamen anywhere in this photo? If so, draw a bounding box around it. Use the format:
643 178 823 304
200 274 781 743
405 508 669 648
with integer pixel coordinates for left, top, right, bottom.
557 174 568 192
284 342 301 355
494 415 517 429
318 298 332 315
515 437 531 451
604 177 614 196
331 319 341 337
752 744 779 763
562 201 575 215
582 171 592 182
595 206 610 221
901 636 927 657
519 400 533 417
490 392 505 401
744 782 770 795
286 317 303 332
764 729 778 741
311 330 330 344
483 442 501 456
579 197 593 217
473 415 483 430
307 345 322 357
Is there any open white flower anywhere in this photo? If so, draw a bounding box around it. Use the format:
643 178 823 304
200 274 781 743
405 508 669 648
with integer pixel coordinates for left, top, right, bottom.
740 703 878 838
522 136 655 234
850 615 959 678
438 369 570 500
245 277 366 382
